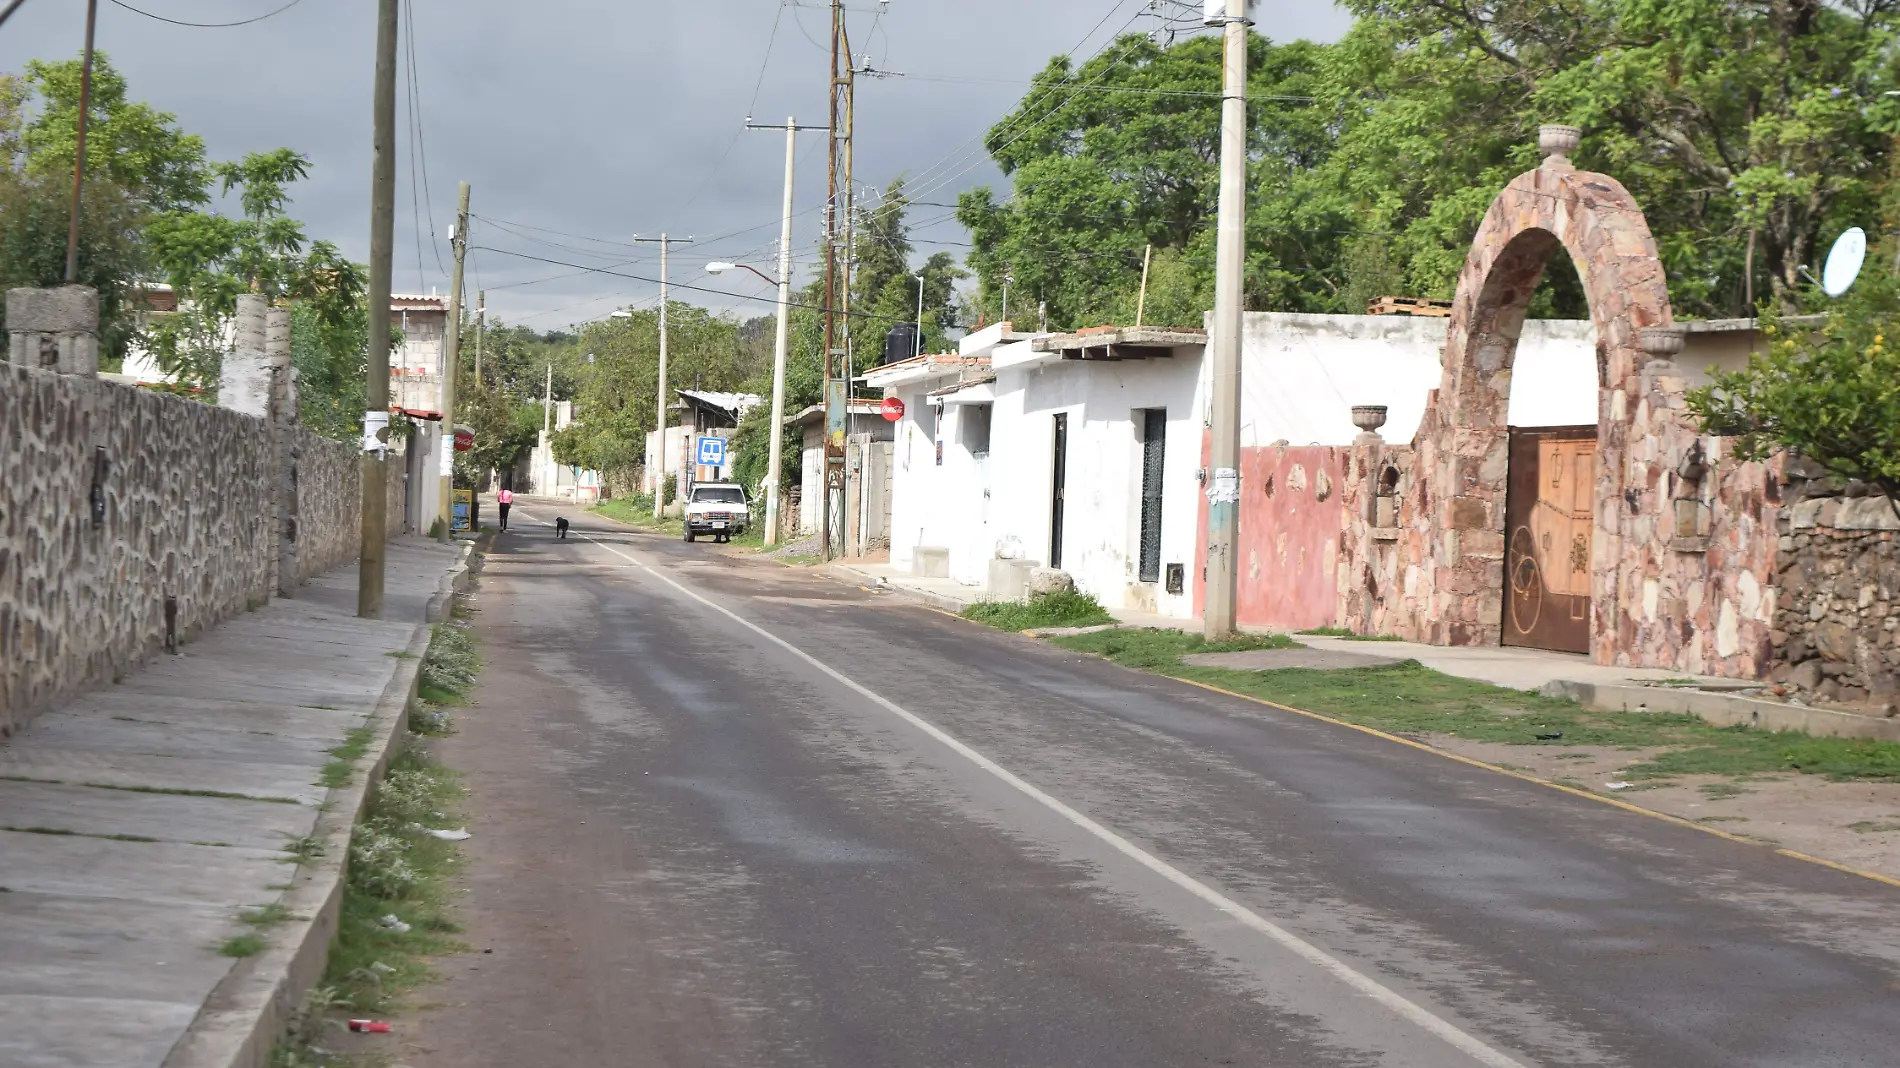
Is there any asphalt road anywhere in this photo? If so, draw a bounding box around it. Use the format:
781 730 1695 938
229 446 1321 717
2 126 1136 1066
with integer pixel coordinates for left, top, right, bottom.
401 507 1900 1068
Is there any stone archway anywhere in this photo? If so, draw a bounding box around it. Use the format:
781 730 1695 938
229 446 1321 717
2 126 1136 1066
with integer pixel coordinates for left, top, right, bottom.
1409 125 1681 663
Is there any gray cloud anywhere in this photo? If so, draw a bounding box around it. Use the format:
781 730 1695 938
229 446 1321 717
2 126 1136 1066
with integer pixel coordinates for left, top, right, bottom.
0 0 1350 330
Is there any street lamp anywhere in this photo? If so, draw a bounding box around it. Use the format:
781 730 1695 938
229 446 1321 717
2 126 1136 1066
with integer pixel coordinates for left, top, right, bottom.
707 259 793 546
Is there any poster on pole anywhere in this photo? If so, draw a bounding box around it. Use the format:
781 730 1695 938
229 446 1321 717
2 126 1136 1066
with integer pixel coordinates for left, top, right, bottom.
452 488 474 532
825 378 848 456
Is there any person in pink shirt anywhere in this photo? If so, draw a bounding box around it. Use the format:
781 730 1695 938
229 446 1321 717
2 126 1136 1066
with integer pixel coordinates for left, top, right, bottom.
496 486 514 531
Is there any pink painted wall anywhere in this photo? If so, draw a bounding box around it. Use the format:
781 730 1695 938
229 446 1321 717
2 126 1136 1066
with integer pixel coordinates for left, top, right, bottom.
1195 442 1347 631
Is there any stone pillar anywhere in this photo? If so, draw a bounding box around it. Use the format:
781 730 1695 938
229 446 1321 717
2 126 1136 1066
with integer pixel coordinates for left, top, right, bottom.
6 285 99 375
267 306 300 596
221 294 271 417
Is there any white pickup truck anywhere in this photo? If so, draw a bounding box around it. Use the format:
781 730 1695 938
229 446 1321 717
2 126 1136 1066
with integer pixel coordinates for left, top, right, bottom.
683 482 749 543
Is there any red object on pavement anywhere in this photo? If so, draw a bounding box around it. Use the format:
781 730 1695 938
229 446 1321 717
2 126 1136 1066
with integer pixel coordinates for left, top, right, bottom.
348 1020 392 1034
880 396 905 422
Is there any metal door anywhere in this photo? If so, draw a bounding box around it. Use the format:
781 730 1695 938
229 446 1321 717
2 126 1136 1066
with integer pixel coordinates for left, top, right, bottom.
1050 413 1068 569
1502 426 1595 653
1138 409 1166 584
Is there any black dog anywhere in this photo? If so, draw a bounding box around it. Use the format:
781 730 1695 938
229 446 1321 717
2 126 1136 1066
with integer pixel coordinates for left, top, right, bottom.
555 516 570 540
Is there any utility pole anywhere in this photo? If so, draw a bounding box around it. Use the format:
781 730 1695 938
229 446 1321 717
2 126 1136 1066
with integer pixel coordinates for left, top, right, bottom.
914 273 925 359
437 181 469 544
821 0 857 561
745 117 825 547
540 361 553 495
475 289 485 386
358 0 399 619
636 234 693 518
1204 0 1250 640
63 0 98 283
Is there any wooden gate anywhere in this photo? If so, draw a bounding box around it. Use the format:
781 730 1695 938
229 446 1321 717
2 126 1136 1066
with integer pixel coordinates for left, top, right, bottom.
1502 426 1596 654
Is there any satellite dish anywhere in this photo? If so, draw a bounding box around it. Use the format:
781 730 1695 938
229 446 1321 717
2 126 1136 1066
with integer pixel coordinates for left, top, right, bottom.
1822 227 1867 297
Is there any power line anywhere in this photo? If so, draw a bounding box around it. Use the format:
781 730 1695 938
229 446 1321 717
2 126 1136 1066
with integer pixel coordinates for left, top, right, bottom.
472 246 929 327
104 0 306 28
404 0 446 278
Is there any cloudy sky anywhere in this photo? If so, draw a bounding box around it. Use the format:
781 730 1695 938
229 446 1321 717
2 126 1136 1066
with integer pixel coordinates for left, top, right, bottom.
0 0 1351 331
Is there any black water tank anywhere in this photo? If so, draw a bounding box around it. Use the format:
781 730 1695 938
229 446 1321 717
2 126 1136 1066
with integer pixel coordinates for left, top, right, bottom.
883 322 919 365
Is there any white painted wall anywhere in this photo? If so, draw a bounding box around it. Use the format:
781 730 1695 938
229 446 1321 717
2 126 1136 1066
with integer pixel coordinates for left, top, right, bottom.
1236 313 1598 444
889 378 967 575
985 352 1206 617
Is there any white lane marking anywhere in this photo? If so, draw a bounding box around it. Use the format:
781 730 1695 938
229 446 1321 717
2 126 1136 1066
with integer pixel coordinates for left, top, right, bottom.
571 527 1530 1068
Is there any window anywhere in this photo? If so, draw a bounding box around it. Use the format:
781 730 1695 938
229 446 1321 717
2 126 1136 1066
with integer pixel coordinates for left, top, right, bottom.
691 486 747 504
1138 409 1166 584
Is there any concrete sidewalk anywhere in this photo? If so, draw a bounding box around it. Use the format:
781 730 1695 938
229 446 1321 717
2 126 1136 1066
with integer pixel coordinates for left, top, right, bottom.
831 561 1195 631
0 538 468 1068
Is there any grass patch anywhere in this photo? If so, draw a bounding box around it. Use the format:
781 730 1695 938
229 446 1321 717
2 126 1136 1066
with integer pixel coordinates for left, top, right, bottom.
1050 629 1900 785
241 902 292 927
420 622 478 698
775 552 821 567
1699 780 1749 799
324 746 467 1014
0 825 153 843
219 933 266 957
963 590 1116 630
385 650 417 660
320 725 377 790
281 834 325 863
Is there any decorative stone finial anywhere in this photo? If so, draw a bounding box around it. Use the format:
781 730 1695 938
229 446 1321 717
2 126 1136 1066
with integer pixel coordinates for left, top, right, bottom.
1538 124 1582 167
1351 404 1388 447
1640 326 1685 359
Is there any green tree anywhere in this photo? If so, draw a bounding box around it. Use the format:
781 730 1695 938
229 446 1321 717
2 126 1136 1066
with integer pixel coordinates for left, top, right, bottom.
1321 0 1900 315
142 149 365 388
1688 268 1900 503
20 53 209 212
958 33 1338 326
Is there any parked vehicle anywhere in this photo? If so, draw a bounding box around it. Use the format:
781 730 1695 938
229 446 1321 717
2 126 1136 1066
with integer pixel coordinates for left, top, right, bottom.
683 482 748 543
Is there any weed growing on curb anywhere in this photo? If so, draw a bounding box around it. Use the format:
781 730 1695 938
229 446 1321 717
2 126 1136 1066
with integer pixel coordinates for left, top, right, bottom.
219 933 265 957
963 590 1116 630
419 622 478 698
320 725 377 789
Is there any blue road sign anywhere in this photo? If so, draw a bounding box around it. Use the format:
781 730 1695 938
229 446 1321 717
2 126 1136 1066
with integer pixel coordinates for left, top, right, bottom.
696 435 727 468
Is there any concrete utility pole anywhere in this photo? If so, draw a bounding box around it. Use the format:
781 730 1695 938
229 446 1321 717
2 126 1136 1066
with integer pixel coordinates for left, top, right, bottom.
438 181 469 544
358 0 399 619
540 361 554 494
636 234 693 518
1203 0 1250 640
475 289 485 386
63 0 98 284
743 117 824 547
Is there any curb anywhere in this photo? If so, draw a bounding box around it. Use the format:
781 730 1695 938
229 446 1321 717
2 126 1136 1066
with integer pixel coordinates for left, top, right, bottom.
828 563 975 615
161 541 476 1068
1544 678 1900 742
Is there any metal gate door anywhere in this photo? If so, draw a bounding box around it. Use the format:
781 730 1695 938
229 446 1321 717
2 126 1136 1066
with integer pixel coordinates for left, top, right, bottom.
1138 409 1166 584
1502 425 1595 654
1050 413 1068 569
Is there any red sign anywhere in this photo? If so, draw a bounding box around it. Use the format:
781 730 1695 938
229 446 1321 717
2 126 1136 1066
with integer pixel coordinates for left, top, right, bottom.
453 428 475 452
881 396 906 422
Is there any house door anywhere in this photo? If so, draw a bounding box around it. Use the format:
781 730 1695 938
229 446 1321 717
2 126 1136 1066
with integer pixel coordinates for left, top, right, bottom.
1502 426 1595 654
1050 413 1068 569
1138 409 1166 584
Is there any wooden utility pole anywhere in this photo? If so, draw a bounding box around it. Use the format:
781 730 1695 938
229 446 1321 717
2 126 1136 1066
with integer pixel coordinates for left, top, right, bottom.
635 234 693 518
438 181 469 543
358 0 399 618
821 0 854 561
63 0 99 284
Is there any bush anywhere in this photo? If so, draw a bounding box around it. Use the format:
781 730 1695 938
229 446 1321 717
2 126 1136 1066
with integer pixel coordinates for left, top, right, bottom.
963 589 1116 630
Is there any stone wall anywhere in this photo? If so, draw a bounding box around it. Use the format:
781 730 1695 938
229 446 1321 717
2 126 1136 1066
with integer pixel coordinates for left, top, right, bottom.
1772 471 1900 709
2 362 275 736
0 363 399 736
1337 441 1420 636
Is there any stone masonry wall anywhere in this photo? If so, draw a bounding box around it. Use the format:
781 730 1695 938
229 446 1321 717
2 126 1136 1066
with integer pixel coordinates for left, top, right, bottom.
0 364 389 736
1 363 274 736
1772 470 1900 710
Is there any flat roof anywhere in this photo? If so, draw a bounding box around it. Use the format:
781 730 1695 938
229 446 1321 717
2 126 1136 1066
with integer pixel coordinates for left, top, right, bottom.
1031 326 1207 360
